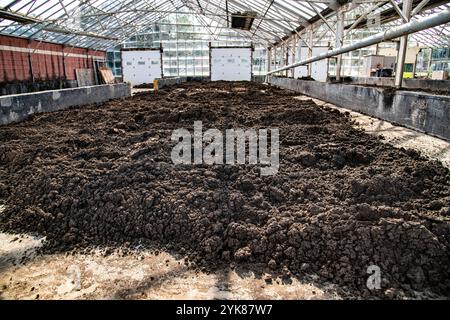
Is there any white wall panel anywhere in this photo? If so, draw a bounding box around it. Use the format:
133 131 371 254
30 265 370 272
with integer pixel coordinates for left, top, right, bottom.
211 48 252 81
122 50 162 86
294 47 329 82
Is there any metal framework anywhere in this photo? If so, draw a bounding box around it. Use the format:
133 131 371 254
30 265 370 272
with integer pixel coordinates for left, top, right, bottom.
0 1 448 49
265 1 449 86
268 7 450 74
0 1 449 87
0 0 332 50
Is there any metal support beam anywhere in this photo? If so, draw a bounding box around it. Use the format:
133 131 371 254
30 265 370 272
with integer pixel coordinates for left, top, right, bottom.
267 8 450 75
291 35 297 78
395 0 413 88
307 26 313 77
307 1 336 34
411 0 431 16
225 0 229 27
345 1 387 36
273 46 277 74
252 0 274 38
335 9 344 81
294 29 312 50
389 0 409 22
279 38 296 56
312 21 336 47
283 44 288 77
0 8 118 40
27 39 34 83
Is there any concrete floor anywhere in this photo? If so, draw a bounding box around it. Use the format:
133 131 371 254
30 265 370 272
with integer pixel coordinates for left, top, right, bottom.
0 232 339 300
1 94 449 300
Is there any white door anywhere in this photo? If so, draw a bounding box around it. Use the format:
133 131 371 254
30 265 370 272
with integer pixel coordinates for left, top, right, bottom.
122 50 162 86
294 47 329 82
211 47 252 81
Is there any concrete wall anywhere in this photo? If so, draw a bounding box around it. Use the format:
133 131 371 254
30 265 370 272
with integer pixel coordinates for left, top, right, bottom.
155 77 187 89
252 75 266 83
1 79 79 96
268 76 450 140
187 76 210 82
154 75 265 86
0 83 131 125
346 77 450 93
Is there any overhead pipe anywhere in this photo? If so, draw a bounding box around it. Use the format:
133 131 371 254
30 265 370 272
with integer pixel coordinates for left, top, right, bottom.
267 8 450 75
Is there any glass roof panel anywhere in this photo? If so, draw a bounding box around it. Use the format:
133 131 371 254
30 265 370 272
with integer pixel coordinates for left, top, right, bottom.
0 1 448 50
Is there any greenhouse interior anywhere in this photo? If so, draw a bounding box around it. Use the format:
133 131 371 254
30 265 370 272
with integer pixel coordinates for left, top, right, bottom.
0 0 450 302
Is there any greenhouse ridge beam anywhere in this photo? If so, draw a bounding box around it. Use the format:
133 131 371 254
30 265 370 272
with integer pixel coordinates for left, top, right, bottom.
1 1 447 51
47 9 302 24
267 8 450 75
0 0 334 49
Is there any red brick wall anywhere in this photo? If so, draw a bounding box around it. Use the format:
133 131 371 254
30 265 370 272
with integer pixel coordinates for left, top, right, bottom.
0 34 105 83
0 35 29 82
63 47 88 81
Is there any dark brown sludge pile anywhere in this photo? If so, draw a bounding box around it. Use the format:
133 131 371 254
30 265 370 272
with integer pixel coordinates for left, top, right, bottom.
0 82 449 298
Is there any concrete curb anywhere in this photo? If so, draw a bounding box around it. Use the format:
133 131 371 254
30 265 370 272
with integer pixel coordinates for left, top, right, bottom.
0 83 131 125
268 76 450 141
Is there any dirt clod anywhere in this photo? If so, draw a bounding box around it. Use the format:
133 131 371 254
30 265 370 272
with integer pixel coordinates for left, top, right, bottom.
0 81 449 298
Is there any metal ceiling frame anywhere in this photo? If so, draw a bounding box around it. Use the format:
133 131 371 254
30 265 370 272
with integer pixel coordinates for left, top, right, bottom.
268 7 450 75
0 0 326 49
0 0 448 51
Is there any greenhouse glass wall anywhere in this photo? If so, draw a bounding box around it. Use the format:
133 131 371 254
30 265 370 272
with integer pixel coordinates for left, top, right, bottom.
107 13 267 78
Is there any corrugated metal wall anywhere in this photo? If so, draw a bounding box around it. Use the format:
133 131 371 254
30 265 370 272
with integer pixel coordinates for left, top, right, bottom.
0 35 105 83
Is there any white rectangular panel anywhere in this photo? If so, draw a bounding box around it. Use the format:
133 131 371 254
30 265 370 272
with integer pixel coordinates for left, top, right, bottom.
211 47 252 81
122 50 162 86
294 47 329 82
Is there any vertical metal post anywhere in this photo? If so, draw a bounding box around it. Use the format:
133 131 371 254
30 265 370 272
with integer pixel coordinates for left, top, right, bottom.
291 35 297 78
160 41 164 78
61 45 66 81
335 9 345 81
395 0 413 88
285 41 289 77
208 41 212 80
413 51 418 78
307 26 313 77
250 44 254 80
273 45 277 75
27 39 35 83
357 46 362 76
